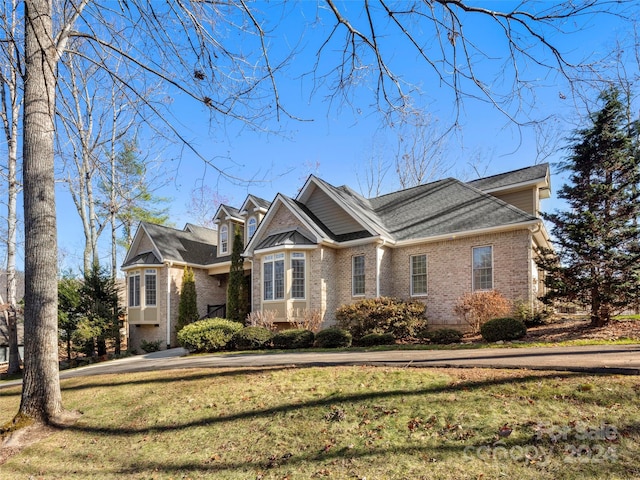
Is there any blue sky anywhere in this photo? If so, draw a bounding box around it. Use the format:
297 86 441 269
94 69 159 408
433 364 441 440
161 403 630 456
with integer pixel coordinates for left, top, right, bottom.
49 1 639 272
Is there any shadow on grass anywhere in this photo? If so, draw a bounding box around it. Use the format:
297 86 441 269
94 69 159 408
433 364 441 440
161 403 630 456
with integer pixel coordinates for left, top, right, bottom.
57 366 299 393
29 424 636 480
65 370 598 437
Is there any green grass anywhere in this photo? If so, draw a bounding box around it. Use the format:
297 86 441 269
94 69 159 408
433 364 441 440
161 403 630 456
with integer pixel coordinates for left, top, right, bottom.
1 366 639 479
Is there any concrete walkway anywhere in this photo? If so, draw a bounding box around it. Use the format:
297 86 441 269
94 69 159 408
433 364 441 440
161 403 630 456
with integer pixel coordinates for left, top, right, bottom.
2 344 639 390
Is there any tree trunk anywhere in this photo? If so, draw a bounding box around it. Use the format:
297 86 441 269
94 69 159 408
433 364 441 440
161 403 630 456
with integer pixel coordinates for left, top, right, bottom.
19 0 64 423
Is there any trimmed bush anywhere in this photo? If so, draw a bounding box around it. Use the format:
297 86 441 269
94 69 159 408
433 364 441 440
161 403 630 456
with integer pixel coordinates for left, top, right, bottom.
314 328 352 348
358 332 396 347
428 328 464 345
335 297 427 341
480 317 527 343
231 326 273 350
272 329 315 349
177 317 243 352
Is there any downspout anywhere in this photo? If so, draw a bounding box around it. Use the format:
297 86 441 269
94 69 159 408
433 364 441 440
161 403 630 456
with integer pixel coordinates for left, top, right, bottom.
165 261 173 347
376 239 386 298
248 259 254 313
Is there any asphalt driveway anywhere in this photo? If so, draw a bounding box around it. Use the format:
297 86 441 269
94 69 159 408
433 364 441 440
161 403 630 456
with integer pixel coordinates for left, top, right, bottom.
2 343 639 390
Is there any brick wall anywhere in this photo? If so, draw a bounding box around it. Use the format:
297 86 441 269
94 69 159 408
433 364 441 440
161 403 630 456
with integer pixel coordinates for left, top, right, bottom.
389 229 532 329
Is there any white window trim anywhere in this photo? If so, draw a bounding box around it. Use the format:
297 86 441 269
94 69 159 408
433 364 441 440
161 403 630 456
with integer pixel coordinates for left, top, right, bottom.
352 254 365 297
410 254 428 297
263 253 285 302
220 225 229 255
472 245 494 291
291 252 306 300
144 269 157 306
247 217 257 239
128 271 141 307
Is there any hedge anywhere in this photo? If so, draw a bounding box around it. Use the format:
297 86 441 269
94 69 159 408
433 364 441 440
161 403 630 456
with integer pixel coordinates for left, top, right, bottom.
177 317 243 352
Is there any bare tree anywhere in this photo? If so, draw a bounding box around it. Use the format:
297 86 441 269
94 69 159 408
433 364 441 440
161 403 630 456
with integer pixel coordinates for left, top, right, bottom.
394 111 452 189
13 0 638 425
0 0 22 375
187 185 229 229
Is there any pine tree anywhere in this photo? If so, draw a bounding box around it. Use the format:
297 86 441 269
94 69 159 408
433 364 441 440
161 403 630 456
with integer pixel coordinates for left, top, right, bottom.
177 266 199 331
537 88 640 326
227 225 249 323
79 264 123 356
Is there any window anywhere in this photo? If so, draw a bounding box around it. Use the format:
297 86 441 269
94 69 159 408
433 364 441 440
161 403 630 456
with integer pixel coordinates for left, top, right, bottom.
247 217 257 239
128 272 140 307
473 246 493 290
263 253 285 300
352 255 365 296
220 225 228 254
291 252 305 299
410 254 427 296
145 269 157 306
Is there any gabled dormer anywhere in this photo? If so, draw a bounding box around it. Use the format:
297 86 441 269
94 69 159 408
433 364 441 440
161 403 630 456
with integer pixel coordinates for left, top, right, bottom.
239 195 271 246
468 163 551 217
212 204 244 257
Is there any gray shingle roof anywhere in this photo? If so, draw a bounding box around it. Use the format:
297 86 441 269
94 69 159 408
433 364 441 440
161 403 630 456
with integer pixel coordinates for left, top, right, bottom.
468 163 549 191
124 222 218 267
255 229 316 250
251 196 271 210
184 223 218 244
123 251 162 267
368 178 539 241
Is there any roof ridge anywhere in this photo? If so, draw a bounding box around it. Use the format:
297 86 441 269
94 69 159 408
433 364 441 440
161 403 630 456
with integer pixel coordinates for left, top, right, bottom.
370 177 453 201
469 162 549 183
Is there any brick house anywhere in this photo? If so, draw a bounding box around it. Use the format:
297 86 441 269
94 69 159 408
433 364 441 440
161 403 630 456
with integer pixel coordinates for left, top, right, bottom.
123 163 552 351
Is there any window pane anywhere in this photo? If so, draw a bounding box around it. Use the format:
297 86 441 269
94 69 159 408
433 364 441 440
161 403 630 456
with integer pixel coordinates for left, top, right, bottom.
473 246 493 290
263 262 273 300
352 255 365 296
274 259 285 300
129 274 140 307
292 258 305 299
411 255 427 295
145 271 157 306
221 226 228 254
248 218 257 238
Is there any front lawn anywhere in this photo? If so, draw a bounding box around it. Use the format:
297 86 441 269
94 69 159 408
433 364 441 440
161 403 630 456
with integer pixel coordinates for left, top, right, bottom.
1 366 638 479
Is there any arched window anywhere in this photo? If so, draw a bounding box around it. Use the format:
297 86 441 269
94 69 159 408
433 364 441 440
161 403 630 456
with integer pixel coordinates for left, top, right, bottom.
220 225 228 254
247 217 257 239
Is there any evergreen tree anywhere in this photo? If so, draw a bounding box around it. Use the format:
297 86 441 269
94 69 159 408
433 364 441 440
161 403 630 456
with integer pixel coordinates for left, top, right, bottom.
537 88 640 326
227 225 249 323
78 264 123 356
177 266 199 331
58 274 83 362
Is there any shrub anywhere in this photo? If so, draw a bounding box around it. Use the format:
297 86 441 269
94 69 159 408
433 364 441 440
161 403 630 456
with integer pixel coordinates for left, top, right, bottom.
428 328 464 344
358 332 396 347
314 328 352 348
272 329 315 349
246 310 278 331
480 317 527 343
177 317 243 352
512 299 551 327
453 290 512 333
335 297 427 341
289 308 324 333
139 339 163 353
231 326 273 350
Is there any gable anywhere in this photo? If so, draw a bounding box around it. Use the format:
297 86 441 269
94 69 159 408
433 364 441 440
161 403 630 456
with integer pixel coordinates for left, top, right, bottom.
122 224 162 267
303 183 365 236
123 222 218 268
